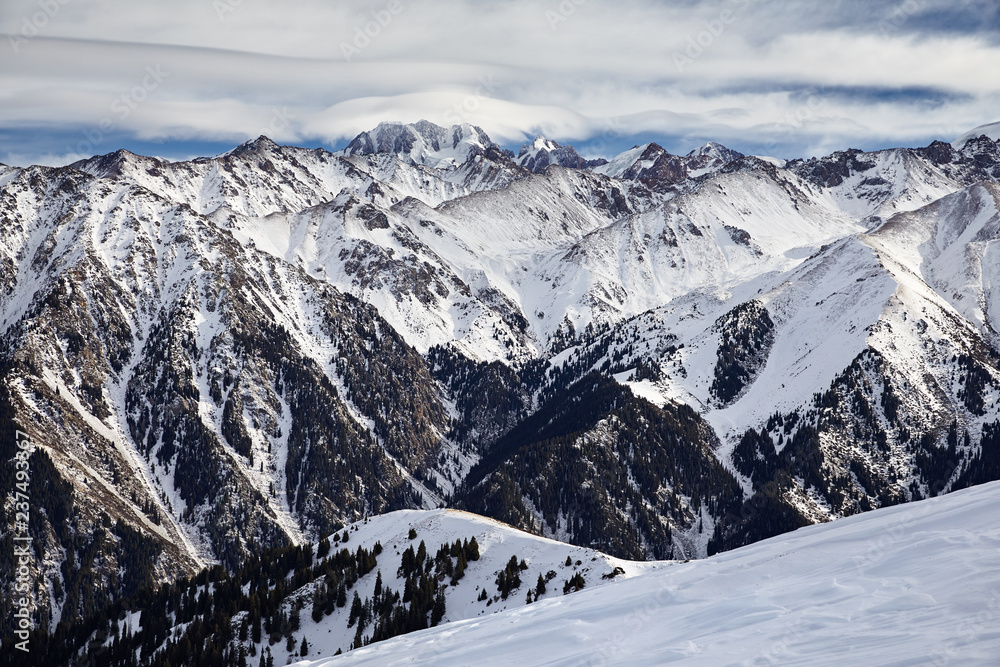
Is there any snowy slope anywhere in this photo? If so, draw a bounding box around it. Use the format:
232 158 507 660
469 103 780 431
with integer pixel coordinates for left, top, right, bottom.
532 166 861 327
228 165 655 360
865 181 1000 345
711 179 1000 439
295 480 1000 667
254 509 663 665
542 173 1000 526
560 173 1000 435
592 144 652 178
0 159 462 580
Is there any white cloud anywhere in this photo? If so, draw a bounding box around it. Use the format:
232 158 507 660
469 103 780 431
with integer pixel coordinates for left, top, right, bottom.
0 150 92 168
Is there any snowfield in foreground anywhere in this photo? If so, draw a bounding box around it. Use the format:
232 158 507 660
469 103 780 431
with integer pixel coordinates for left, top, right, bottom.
298 481 1000 666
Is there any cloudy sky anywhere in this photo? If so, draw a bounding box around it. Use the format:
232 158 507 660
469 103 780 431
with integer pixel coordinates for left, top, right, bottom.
1 0 998 166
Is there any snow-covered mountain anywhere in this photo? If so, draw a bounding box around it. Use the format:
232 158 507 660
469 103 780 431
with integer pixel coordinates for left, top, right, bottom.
342 121 498 169
295 479 1000 666
515 136 608 173
953 120 1000 148
593 141 743 185
2 119 1000 651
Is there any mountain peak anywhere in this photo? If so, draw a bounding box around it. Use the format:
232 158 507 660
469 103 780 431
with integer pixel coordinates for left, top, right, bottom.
250 134 278 147
952 121 1000 149
68 147 151 178
515 136 606 173
225 135 281 158
684 141 744 175
686 141 736 158
593 141 742 182
343 120 498 169
592 142 681 181
522 136 559 153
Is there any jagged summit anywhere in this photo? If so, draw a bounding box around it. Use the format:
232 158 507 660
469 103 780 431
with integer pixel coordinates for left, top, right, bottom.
68 147 159 179
684 141 744 174
515 136 608 173
225 134 282 156
688 140 729 155
953 121 1000 148
342 124 741 179
342 120 500 169
593 141 741 183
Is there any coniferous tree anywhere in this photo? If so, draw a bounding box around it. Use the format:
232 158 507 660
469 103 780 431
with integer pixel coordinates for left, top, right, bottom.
311 586 325 623
563 573 585 594
349 592 362 627
431 590 446 626
337 583 347 608
416 540 427 564
451 551 467 585
251 611 262 644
